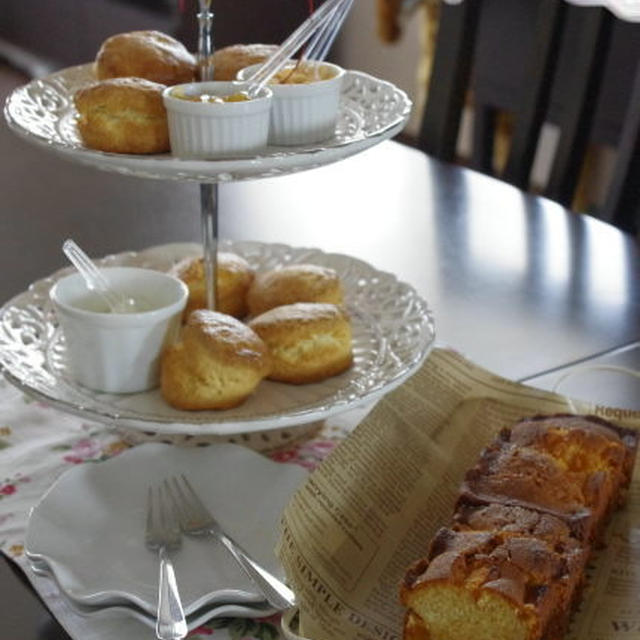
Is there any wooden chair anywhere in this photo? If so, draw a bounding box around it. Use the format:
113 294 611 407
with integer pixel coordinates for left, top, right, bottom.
417 0 639 235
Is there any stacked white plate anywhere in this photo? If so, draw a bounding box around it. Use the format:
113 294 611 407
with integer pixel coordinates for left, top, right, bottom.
24 443 308 632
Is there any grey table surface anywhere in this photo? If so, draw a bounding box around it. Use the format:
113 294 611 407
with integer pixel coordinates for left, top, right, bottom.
1 65 639 639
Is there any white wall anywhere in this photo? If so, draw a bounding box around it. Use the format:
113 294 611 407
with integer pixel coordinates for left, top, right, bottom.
334 2 424 136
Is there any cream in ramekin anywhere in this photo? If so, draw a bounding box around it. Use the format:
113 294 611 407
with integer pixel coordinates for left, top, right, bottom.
163 81 272 158
237 61 345 146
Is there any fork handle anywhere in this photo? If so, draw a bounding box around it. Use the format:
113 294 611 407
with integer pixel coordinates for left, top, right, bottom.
214 530 296 610
157 547 188 640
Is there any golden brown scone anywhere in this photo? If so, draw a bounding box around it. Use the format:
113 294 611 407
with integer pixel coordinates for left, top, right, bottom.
96 30 196 85
248 302 352 384
160 309 271 410
172 253 255 319
246 264 344 317
74 77 169 154
212 43 279 80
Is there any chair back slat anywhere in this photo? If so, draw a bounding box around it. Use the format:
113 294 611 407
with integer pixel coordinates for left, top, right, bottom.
503 0 567 189
416 0 637 235
545 7 613 205
603 60 640 234
470 105 497 173
417 0 482 162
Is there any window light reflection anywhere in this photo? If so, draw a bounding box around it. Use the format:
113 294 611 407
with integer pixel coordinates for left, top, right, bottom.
468 186 527 277
583 220 629 307
537 200 571 286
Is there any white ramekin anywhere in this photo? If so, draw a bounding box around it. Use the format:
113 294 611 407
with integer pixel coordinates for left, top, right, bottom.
236 61 345 146
162 81 272 158
50 267 188 394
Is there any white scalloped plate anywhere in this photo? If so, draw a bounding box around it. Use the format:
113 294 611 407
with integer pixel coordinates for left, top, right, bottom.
3 64 411 183
0 241 435 436
25 442 307 616
29 559 277 630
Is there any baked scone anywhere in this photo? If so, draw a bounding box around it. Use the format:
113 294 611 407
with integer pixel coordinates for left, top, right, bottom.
400 414 638 640
95 30 196 85
212 43 279 80
248 302 352 384
172 253 255 319
246 264 344 317
160 309 271 410
74 77 169 154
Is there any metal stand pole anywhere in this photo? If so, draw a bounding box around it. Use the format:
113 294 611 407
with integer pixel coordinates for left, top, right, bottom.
197 1 217 310
197 2 215 82
200 183 218 310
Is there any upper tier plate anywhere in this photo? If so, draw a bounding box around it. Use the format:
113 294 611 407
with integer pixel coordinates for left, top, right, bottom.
0 242 435 437
3 64 411 182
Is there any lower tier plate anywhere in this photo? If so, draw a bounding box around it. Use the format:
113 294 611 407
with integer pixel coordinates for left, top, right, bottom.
0 241 435 437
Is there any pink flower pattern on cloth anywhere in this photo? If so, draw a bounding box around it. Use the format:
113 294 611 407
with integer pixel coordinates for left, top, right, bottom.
0 473 30 498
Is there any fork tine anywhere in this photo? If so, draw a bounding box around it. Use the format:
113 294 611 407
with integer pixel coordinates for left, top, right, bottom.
147 485 171 547
165 477 189 529
169 474 208 524
158 485 172 537
146 486 156 546
161 480 177 531
179 474 210 516
147 486 153 525
166 474 296 610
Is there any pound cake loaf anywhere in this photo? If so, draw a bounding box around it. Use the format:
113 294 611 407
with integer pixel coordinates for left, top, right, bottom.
400 414 638 640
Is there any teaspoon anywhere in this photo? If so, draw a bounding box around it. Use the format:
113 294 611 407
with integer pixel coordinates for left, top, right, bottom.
62 239 138 314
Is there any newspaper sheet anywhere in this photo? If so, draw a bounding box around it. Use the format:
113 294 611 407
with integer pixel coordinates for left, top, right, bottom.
277 347 640 640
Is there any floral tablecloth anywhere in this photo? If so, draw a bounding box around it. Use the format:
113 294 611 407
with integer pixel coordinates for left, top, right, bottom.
0 376 358 640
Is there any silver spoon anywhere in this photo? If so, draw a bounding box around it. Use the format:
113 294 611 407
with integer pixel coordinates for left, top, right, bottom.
62 239 138 314
240 0 349 98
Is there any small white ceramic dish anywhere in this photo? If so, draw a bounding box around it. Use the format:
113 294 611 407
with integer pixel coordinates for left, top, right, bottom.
163 81 273 158
237 61 345 146
25 442 307 616
49 267 187 394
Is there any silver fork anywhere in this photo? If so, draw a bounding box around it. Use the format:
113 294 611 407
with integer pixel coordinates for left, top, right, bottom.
166 475 296 611
145 485 188 640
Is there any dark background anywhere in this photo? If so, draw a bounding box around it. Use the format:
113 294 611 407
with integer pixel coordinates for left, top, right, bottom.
0 0 312 71
2 0 639 148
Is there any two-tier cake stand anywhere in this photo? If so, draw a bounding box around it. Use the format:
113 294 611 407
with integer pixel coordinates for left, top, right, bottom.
1 26 436 449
